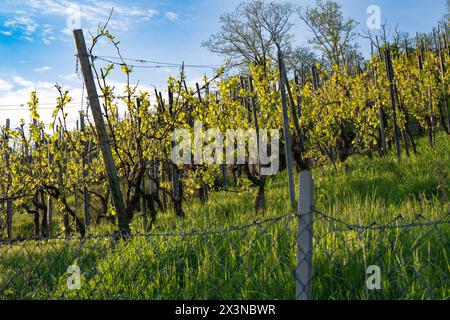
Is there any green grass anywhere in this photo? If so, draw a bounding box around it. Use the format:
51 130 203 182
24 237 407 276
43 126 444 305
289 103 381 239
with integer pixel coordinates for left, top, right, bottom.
0 133 449 300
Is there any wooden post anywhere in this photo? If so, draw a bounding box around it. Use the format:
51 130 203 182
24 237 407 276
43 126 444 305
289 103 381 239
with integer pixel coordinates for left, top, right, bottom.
5 119 13 242
136 98 148 232
80 112 91 227
281 61 301 136
141 174 148 232
169 86 184 218
296 170 314 300
47 143 53 236
294 71 302 119
73 29 129 236
421 37 437 146
149 163 156 195
57 129 71 237
278 50 297 210
371 64 388 157
384 47 402 161
436 28 450 134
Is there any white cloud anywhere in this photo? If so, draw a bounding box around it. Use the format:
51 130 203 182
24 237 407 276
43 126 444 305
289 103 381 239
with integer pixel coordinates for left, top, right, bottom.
59 73 80 82
42 36 56 44
21 35 35 42
4 16 37 33
34 66 53 73
0 74 158 128
19 0 160 35
2 12 57 44
3 15 38 41
13 76 34 87
0 78 14 91
0 74 84 128
146 9 159 18
164 12 178 21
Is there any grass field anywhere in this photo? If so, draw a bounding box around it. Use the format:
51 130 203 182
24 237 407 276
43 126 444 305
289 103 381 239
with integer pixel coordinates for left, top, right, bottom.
0 133 449 300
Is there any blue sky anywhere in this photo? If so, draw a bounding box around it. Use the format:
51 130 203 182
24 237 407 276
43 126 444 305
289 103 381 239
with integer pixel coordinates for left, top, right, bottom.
0 0 447 127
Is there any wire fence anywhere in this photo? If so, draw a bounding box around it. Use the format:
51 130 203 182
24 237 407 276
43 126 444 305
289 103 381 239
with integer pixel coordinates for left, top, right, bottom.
0 207 448 300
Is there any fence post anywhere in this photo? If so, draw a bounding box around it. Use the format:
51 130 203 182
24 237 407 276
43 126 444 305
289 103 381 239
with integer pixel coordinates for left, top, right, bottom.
47 143 53 236
5 119 13 242
80 112 91 227
384 46 402 160
278 50 297 211
74 29 129 236
57 128 71 237
296 170 314 300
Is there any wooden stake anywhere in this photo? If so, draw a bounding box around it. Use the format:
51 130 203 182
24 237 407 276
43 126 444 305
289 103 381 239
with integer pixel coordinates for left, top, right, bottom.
278 50 297 210
74 29 129 236
80 112 91 227
384 47 402 161
5 119 13 242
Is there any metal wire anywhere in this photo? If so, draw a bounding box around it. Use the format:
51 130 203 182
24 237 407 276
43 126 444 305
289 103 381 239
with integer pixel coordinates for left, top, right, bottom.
0 209 448 300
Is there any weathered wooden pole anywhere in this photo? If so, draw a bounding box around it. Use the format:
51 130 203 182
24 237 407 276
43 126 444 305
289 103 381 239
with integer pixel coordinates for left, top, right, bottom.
370 60 388 157
46 142 53 236
278 50 297 210
57 128 71 237
169 86 184 218
80 112 91 227
73 29 129 236
435 28 450 134
5 119 13 242
136 98 148 232
384 47 402 161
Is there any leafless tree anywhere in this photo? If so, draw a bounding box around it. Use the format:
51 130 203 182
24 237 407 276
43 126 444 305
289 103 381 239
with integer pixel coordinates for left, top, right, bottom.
202 0 296 69
299 0 358 67
285 46 317 74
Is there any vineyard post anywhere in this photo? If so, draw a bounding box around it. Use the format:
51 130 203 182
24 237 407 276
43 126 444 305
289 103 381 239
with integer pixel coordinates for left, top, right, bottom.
196 83 210 201
80 112 91 227
384 47 402 161
248 77 261 175
57 128 71 236
157 90 168 211
249 77 266 213
422 36 437 147
435 28 450 134
169 86 184 218
73 29 130 236
371 61 388 157
141 174 148 232
296 170 314 300
294 72 302 118
136 98 148 232
282 60 301 137
149 162 156 195
46 143 53 235
278 50 297 210
5 119 13 242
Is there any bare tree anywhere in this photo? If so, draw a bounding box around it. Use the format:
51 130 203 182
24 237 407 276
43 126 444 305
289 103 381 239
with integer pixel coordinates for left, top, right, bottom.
202 0 296 68
285 46 317 73
299 0 358 67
